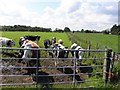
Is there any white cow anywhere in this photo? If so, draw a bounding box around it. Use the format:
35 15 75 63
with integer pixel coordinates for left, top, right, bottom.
71 43 84 72
0 37 15 47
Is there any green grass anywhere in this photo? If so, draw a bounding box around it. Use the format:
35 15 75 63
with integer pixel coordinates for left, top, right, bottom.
1 82 120 90
1 32 118 53
67 32 118 53
1 31 72 48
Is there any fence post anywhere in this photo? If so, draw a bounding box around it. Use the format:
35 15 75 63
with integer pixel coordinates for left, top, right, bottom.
109 52 115 82
87 40 91 56
103 49 112 83
36 37 39 90
73 51 76 87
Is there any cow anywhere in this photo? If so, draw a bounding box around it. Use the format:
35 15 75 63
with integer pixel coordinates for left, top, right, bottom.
51 37 56 46
0 37 15 47
18 35 40 59
21 40 41 74
44 39 51 49
71 43 84 72
25 35 40 41
18 36 40 74
19 35 40 47
52 39 69 66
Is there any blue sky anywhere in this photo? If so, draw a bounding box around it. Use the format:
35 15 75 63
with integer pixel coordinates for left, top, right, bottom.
26 1 60 14
0 0 118 31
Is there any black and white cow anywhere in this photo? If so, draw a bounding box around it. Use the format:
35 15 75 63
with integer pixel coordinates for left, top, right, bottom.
71 43 84 67
0 37 15 47
51 37 56 46
52 39 69 66
19 35 40 47
44 39 51 49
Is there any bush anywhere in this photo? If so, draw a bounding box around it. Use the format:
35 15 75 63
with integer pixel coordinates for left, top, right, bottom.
110 61 120 84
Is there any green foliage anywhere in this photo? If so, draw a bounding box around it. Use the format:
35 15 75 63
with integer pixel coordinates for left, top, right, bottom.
111 24 120 35
113 61 120 75
112 61 120 84
64 27 71 32
1 25 52 32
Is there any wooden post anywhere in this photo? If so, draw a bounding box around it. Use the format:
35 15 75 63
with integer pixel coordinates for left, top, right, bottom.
103 49 112 83
87 40 91 56
109 52 115 82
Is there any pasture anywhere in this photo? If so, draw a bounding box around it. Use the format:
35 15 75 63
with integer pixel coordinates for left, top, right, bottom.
1 31 72 48
1 32 118 53
1 31 119 89
67 32 118 53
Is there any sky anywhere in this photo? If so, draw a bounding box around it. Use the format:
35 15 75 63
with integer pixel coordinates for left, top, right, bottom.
0 0 119 31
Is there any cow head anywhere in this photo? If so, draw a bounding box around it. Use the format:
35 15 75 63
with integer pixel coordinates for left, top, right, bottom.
7 40 15 47
19 37 26 47
22 44 32 59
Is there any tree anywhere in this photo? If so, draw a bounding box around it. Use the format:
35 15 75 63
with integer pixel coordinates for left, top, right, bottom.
102 30 110 34
81 29 84 33
111 24 119 35
64 27 71 32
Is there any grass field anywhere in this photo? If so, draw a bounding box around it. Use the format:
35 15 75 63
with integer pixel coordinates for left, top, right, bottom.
1 31 119 89
1 31 72 48
1 31 118 53
67 32 118 53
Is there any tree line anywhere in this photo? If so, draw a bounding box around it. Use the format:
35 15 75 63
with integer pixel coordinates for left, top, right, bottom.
0 25 71 32
0 24 119 35
0 25 52 32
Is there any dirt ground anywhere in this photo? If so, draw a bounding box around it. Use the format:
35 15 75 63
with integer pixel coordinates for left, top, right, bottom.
1 51 92 85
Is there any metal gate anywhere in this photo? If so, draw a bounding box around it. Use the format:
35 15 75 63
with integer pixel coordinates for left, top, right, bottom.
0 47 114 88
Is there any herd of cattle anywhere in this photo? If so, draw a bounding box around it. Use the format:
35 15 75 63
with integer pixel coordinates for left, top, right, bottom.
0 36 84 74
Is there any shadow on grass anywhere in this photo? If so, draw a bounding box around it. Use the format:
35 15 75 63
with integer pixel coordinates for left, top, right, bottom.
57 67 82 82
31 71 54 90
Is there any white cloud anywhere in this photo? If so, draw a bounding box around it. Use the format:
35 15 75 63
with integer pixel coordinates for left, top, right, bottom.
0 0 118 31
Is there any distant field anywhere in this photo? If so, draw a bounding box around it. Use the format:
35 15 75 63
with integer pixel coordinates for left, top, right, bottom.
1 31 72 48
1 31 118 53
67 32 118 53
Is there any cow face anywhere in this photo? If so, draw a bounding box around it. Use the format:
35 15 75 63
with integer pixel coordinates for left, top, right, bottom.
19 37 26 47
7 40 15 47
22 44 32 59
